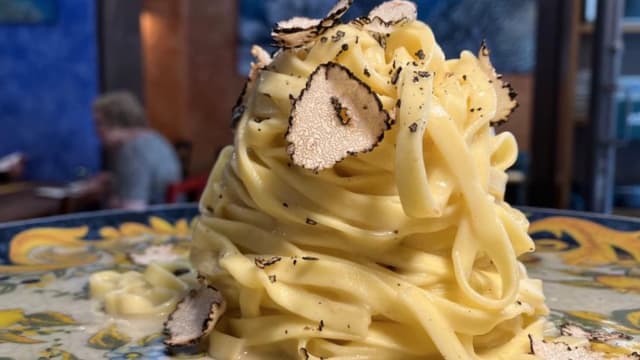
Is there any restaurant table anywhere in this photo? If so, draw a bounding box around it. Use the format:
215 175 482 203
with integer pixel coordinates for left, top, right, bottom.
0 182 63 223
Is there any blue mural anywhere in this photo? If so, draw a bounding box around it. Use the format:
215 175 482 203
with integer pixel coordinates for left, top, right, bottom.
0 0 58 24
238 0 536 75
0 0 101 182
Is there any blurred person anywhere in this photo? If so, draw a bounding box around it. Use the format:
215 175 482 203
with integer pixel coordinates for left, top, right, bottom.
93 91 182 210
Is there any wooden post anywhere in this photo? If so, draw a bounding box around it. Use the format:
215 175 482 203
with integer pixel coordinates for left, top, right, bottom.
140 0 243 176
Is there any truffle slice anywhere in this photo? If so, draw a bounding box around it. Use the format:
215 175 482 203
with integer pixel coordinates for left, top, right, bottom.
477 41 518 126
272 17 321 49
286 62 391 171
128 244 181 266
560 323 632 342
164 285 226 346
272 0 353 49
363 0 417 34
529 335 640 360
321 0 353 27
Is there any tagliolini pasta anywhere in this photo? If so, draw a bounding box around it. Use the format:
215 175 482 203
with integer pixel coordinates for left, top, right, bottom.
193 19 548 360
90 263 189 317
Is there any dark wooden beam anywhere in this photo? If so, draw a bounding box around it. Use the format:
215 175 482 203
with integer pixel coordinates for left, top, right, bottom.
528 0 580 208
584 0 625 212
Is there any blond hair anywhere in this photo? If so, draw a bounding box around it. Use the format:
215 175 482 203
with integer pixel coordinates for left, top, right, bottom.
93 91 147 128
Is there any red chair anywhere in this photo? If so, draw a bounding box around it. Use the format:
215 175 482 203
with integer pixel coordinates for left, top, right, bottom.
165 173 209 203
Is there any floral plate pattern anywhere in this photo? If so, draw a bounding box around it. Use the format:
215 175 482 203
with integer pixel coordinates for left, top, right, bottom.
0 204 639 359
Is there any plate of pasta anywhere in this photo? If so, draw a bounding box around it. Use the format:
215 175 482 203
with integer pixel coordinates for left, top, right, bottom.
2 1 640 359
0 205 639 359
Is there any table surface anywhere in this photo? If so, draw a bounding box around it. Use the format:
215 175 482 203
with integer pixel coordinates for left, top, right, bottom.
0 183 62 223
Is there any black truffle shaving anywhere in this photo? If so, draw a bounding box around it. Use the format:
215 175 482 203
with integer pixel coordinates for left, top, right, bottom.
164 285 226 347
477 40 519 126
356 0 418 34
559 322 633 342
286 62 392 171
271 0 353 49
528 334 640 360
321 0 354 28
254 256 282 269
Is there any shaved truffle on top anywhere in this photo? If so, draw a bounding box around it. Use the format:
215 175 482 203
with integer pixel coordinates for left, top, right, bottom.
286 62 391 171
368 0 417 24
271 0 354 49
272 17 321 49
322 0 354 28
358 0 417 34
477 40 518 126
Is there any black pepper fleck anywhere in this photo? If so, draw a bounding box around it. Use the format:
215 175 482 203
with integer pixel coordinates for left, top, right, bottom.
255 256 282 269
331 30 345 42
305 218 317 225
391 67 402 85
415 49 425 60
409 123 418 132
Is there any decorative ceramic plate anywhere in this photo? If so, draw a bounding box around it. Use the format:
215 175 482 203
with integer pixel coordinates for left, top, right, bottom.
0 205 639 359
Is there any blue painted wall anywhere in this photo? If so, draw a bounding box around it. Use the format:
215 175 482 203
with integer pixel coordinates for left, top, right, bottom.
0 0 100 182
238 0 536 74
